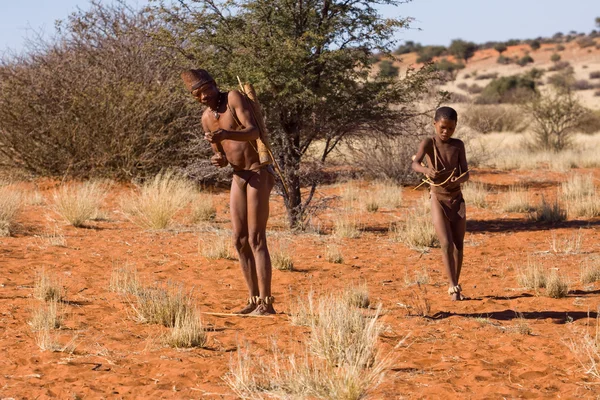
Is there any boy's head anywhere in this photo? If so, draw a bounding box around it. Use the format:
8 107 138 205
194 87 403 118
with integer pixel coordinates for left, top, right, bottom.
433 106 458 142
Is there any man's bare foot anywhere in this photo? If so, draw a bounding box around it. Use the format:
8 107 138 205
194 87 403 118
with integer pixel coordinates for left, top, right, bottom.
448 285 464 301
237 296 259 314
250 297 276 315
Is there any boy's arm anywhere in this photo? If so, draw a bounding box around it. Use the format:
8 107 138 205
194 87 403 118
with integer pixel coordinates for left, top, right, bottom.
205 91 260 143
451 140 470 184
411 138 438 179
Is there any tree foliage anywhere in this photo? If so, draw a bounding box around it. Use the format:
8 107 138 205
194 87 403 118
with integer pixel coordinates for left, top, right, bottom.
449 39 477 63
152 0 445 227
0 1 201 179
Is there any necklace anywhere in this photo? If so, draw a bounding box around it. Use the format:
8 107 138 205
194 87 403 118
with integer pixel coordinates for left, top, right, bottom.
211 92 222 120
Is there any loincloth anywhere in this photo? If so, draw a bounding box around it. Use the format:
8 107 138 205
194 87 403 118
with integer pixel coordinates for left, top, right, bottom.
431 186 465 222
232 164 275 190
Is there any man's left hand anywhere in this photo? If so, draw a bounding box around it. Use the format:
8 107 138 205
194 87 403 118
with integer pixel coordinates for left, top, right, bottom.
205 129 228 143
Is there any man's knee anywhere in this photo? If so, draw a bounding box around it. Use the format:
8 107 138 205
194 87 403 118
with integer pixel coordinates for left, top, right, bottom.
233 233 249 251
248 231 267 251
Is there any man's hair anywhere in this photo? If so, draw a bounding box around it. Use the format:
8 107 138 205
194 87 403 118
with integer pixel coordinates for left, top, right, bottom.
434 106 458 122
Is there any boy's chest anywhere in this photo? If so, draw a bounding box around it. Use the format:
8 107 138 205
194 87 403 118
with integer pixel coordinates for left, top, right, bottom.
429 141 461 169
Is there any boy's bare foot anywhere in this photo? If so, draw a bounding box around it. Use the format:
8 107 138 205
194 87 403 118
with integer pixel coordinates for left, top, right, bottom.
237 296 259 314
250 296 276 315
448 285 465 301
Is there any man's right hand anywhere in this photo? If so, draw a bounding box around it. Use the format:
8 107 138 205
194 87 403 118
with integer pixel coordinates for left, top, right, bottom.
211 153 228 168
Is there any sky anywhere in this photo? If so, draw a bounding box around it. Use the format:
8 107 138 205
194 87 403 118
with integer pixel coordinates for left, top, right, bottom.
0 0 598 53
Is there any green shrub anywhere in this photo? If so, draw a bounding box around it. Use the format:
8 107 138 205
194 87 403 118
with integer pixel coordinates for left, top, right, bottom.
577 37 596 48
494 43 507 54
378 60 399 78
394 41 422 55
476 75 537 104
516 55 534 67
551 53 561 62
556 44 566 51
529 40 541 50
497 55 511 65
416 45 447 63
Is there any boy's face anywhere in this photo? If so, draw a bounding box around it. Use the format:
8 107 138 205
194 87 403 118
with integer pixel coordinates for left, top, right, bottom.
433 118 457 142
191 82 219 108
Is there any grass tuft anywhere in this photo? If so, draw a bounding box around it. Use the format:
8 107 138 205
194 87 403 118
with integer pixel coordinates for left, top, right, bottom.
53 181 107 227
0 186 22 236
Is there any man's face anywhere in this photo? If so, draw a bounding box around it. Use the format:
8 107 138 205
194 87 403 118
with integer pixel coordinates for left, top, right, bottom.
433 118 457 142
191 82 219 108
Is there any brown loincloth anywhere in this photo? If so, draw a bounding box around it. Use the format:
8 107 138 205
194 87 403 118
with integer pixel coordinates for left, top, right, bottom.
431 185 465 222
232 165 275 191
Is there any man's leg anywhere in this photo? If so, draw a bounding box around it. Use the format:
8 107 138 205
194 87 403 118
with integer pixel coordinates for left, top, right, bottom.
430 195 459 300
246 168 275 314
230 177 259 313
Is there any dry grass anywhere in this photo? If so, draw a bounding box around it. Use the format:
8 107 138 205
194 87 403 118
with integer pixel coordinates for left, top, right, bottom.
343 282 370 309
227 290 387 399
392 195 438 251
364 181 403 210
333 212 361 239
550 230 583 254
132 281 194 327
27 190 45 206
271 245 294 271
33 269 65 302
569 313 600 380
565 193 600 218
199 231 236 260
29 299 63 331
501 185 532 213
34 328 78 353
36 226 67 248
546 271 569 298
529 196 567 223
0 186 22 236
109 263 141 295
513 313 532 335
404 267 431 287
53 181 107 227
561 174 595 199
164 308 207 348
289 291 316 327
190 193 217 223
122 171 196 230
405 285 431 317
326 245 344 264
580 260 600 284
517 260 548 290
462 181 489 208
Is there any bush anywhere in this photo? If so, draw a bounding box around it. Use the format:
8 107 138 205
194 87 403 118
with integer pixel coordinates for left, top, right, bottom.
474 72 498 80
589 71 600 79
548 61 571 71
394 40 422 55
447 92 470 103
577 37 596 48
494 43 507 54
433 59 464 80
497 55 511 65
571 80 593 91
378 60 399 78
523 67 545 80
555 44 566 51
416 45 446 63
550 53 561 62
578 109 600 134
467 84 483 94
516 55 534 66
476 75 537 104
524 89 587 151
449 39 478 63
0 3 202 179
53 181 107 227
529 40 541 50
547 69 575 90
462 105 529 133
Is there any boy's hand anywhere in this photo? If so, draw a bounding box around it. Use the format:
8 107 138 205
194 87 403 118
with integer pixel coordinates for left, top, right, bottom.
210 153 228 168
205 129 228 143
426 168 439 180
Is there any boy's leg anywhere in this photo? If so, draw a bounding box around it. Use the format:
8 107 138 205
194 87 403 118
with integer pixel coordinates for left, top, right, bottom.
230 177 259 313
246 169 275 314
430 195 458 297
451 216 466 283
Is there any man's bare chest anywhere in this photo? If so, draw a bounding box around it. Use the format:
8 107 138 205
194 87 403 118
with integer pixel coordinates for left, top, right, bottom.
204 108 243 132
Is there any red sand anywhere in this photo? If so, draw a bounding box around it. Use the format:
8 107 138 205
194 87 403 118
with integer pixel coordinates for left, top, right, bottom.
1 168 600 398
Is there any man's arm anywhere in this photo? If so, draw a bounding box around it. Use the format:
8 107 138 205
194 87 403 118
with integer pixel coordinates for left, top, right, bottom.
202 113 228 167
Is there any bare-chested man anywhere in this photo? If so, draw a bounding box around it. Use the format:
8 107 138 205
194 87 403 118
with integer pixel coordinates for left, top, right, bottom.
181 69 275 315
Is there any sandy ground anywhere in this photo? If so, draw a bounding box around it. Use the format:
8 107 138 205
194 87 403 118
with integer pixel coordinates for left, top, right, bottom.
1 167 600 399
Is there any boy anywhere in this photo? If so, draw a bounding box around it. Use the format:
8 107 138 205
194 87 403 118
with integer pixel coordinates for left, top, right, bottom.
181 69 276 315
411 106 470 300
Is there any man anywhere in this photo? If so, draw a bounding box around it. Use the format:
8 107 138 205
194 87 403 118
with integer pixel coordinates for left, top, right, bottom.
181 69 275 315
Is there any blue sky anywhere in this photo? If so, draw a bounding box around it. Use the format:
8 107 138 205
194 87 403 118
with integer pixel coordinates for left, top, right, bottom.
1 0 598 53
